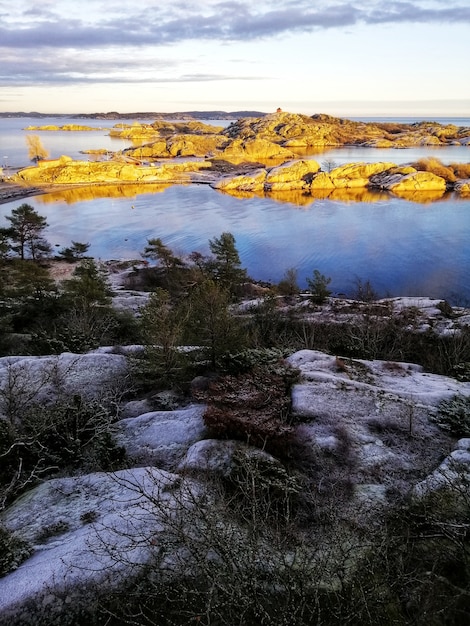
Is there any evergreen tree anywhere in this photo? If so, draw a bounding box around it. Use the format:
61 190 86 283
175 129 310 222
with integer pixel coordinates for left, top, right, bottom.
208 232 247 297
306 269 332 303
184 279 247 369
62 259 112 308
57 241 90 262
142 237 186 291
5 204 51 261
139 288 188 387
0 227 13 260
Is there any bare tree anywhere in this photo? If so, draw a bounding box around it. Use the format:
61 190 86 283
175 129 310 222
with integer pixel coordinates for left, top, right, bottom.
26 135 49 162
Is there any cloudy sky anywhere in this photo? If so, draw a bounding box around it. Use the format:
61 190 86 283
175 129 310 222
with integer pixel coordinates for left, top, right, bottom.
1 0 469 116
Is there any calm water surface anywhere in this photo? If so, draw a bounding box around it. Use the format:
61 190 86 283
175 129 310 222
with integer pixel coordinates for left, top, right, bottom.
1 117 469 303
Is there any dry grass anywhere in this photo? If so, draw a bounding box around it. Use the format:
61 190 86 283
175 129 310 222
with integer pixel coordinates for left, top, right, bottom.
411 157 456 182
450 162 470 179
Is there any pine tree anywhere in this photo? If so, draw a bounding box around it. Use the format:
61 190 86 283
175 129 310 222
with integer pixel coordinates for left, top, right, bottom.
208 232 247 297
142 237 186 291
62 259 112 308
5 204 51 261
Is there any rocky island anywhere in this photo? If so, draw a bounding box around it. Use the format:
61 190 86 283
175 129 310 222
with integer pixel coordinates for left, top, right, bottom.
1 111 469 204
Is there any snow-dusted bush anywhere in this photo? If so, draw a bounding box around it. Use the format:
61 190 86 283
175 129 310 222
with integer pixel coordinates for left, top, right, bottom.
433 395 470 437
0 526 32 577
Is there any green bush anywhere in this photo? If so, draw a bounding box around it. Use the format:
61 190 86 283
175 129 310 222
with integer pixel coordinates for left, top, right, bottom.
306 269 331 303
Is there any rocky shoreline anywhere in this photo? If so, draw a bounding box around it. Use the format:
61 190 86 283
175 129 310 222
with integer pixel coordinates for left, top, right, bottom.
2 111 469 204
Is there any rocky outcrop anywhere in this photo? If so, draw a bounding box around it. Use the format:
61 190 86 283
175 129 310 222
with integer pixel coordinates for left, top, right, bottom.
315 162 397 189
264 159 321 190
212 160 470 195
125 134 227 159
222 111 470 149
219 137 296 162
110 120 224 139
15 156 212 185
223 112 385 147
116 405 207 469
2 345 470 623
211 160 453 195
212 168 267 191
369 169 447 192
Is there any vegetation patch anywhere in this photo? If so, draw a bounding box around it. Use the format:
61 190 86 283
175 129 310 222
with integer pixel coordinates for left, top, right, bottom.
432 395 470 437
195 356 299 457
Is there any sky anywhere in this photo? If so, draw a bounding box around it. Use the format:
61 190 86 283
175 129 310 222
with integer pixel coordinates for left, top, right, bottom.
0 0 469 117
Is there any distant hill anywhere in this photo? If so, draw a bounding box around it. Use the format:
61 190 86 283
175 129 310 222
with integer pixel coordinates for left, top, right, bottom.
0 111 267 120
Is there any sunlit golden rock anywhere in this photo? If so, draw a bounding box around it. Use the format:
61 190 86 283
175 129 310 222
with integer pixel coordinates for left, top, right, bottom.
329 162 396 180
265 159 321 190
24 124 100 131
166 134 227 157
360 139 395 148
16 157 211 186
388 171 446 192
310 172 335 189
388 166 417 175
109 123 158 139
125 135 227 159
132 141 168 158
369 169 447 192
309 162 397 190
220 138 295 162
211 168 267 191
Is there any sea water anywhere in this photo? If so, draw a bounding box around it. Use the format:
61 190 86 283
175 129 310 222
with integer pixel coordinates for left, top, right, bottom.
0 116 469 303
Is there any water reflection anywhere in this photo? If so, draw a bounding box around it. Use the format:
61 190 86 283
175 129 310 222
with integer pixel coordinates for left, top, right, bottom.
390 189 447 204
37 183 172 204
205 186 430 205
33 182 428 208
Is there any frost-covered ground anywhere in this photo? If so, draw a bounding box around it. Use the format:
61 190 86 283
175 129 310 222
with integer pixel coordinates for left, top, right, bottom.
1 284 470 622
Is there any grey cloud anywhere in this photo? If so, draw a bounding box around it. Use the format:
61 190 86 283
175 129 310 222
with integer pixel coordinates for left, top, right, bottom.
2 1 469 50
0 53 261 86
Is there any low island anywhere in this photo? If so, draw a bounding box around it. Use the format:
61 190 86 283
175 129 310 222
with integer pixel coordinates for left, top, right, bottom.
2 111 469 204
